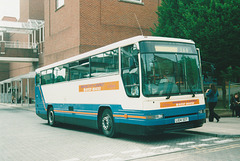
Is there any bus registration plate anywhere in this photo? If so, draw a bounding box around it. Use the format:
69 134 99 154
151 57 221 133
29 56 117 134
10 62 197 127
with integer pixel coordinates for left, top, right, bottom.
175 117 189 123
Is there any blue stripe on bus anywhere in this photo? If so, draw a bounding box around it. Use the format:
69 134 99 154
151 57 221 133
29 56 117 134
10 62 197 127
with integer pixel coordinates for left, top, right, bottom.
35 85 205 126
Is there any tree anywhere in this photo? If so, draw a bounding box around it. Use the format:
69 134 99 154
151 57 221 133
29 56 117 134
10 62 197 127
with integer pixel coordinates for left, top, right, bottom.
151 0 240 107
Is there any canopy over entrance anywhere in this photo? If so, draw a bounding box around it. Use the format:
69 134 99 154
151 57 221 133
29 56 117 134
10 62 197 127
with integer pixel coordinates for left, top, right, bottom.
0 19 44 34
0 72 36 106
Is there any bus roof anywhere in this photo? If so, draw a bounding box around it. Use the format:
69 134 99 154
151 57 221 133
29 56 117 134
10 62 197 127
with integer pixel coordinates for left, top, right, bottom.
35 36 195 72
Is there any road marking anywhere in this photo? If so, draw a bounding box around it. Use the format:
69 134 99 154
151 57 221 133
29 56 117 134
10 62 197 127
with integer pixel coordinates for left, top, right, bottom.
150 145 170 150
177 141 195 145
214 139 233 144
121 149 142 154
90 153 113 159
188 144 210 148
201 137 219 142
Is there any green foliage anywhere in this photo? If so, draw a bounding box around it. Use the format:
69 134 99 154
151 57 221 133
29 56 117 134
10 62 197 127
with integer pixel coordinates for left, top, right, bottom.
151 0 240 84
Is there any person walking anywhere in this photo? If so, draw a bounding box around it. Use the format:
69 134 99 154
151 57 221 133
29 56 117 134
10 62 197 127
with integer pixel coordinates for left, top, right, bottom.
232 93 240 117
206 84 220 122
230 94 237 117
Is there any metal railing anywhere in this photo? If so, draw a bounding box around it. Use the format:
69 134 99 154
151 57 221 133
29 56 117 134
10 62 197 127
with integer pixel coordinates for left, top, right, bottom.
0 41 37 49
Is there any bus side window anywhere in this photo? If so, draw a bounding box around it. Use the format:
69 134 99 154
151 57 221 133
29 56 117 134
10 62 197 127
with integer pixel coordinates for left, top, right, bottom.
69 58 89 80
41 69 54 85
91 48 119 77
53 64 68 83
36 72 40 85
121 44 139 97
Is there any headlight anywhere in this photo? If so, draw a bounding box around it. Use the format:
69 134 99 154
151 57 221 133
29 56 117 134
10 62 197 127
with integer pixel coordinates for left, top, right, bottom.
198 109 205 114
147 114 164 119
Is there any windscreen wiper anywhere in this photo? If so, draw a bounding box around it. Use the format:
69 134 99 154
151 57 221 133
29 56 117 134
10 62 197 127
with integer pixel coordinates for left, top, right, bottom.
166 83 173 99
188 84 195 97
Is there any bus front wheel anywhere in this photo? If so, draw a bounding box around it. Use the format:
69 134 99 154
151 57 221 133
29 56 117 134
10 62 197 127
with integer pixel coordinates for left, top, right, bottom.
48 107 56 126
101 109 117 137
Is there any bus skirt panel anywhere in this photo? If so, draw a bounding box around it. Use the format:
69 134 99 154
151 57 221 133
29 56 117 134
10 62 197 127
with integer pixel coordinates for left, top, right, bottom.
115 119 205 135
35 102 206 135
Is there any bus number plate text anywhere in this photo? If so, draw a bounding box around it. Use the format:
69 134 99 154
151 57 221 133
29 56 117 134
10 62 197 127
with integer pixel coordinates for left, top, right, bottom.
175 117 189 123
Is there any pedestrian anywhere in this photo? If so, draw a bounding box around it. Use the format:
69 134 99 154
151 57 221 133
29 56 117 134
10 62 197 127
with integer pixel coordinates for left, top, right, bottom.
230 94 236 117
206 84 220 122
232 93 240 117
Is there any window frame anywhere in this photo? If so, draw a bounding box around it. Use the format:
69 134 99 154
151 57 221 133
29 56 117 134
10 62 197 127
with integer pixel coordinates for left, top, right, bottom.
121 44 140 97
118 0 144 5
56 0 65 10
90 48 119 78
41 69 54 85
69 58 90 81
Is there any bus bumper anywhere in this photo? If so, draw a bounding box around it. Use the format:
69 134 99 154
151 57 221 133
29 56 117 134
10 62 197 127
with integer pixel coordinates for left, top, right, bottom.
116 119 206 136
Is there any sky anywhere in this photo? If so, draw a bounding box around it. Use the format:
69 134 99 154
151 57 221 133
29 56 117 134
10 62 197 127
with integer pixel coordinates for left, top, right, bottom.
0 0 20 20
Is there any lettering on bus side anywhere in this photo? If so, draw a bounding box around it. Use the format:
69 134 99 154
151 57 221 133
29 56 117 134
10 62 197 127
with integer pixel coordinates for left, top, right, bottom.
160 99 199 108
79 81 119 92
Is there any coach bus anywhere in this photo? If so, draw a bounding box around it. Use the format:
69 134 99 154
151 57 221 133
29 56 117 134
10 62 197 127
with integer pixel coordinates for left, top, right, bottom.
35 36 206 137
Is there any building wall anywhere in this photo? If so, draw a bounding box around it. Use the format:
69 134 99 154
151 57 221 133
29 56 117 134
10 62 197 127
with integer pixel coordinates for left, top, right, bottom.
43 0 159 66
0 63 9 81
29 0 44 20
0 17 17 81
19 0 29 22
79 0 159 54
43 0 80 66
8 0 44 78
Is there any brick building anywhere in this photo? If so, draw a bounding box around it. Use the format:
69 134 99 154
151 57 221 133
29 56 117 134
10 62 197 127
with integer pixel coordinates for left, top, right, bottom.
0 0 44 103
0 0 160 104
43 0 159 66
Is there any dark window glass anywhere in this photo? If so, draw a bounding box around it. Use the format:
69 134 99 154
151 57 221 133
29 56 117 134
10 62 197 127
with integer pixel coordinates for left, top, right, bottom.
91 48 119 77
69 58 89 80
121 44 140 97
41 69 54 85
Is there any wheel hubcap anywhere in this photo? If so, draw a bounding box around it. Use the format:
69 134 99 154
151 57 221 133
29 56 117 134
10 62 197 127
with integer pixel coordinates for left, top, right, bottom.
102 115 111 131
49 111 54 123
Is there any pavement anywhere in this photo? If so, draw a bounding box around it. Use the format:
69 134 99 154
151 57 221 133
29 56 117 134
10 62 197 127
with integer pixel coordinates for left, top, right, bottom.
187 117 240 138
1 103 240 138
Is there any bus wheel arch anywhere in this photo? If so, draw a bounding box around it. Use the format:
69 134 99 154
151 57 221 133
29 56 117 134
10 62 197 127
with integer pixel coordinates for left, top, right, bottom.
98 106 117 137
47 105 56 126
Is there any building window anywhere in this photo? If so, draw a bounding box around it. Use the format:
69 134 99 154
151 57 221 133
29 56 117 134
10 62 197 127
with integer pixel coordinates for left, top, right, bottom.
56 0 64 10
119 0 143 5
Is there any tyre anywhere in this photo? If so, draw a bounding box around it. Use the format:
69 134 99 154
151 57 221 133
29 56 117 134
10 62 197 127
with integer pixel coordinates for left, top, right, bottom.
101 109 117 137
48 107 56 126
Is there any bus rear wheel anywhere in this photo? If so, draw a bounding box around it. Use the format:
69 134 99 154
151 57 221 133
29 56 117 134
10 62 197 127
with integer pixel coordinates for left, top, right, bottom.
48 107 56 126
101 109 117 137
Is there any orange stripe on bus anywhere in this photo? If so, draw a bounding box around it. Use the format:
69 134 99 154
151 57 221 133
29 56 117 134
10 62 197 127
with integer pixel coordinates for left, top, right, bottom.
54 110 146 119
113 114 146 119
79 81 119 92
160 99 199 108
54 110 97 115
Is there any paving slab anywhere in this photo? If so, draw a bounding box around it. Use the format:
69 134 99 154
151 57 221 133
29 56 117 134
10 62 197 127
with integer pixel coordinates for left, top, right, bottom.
187 117 240 137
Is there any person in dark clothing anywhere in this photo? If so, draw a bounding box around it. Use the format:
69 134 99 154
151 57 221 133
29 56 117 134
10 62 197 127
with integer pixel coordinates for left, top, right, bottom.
232 93 240 117
206 84 220 122
230 94 237 117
